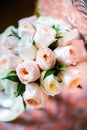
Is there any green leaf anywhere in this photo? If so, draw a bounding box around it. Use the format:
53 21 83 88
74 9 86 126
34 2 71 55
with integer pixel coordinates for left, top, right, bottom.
43 69 55 80
16 82 25 97
57 76 62 83
56 35 63 39
6 71 16 75
2 71 19 82
22 98 26 109
77 85 83 89
2 75 19 82
65 29 70 32
52 25 60 32
32 40 35 46
48 39 58 50
8 29 21 39
21 95 26 109
57 65 67 71
2 71 26 109
52 25 63 40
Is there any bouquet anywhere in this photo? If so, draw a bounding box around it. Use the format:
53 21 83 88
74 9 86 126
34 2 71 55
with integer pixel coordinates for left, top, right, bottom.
0 15 87 109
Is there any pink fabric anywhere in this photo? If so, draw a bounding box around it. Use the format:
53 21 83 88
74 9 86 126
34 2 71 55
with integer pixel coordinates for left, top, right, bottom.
38 0 87 34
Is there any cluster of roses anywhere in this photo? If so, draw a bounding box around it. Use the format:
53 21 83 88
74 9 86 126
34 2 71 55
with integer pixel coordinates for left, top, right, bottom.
0 16 87 108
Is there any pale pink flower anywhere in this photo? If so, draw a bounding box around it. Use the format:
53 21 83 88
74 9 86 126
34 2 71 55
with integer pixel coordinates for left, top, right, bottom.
54 45 77 66
58 28 80 46
54 39 87 66
75 61 87 83
0 36 18 50
36 47 56 70
18 15 37 25
15 36 37 61
16 60 40 84
34 26 56 49
23 83 48 108
18 20 35 37
60 66 82 91
0 54 22 70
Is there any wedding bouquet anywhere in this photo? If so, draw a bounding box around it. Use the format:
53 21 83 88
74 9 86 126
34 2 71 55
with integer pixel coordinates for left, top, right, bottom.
0 15 87 109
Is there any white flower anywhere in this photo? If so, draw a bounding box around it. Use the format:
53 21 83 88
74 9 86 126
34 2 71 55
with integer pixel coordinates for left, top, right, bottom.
0 26 17 40
18 15 37 25
0 68 9 90
41 72 62 96
18 20 35 37
0 54 22 70
75 61 87 82
60 66 82 91
54 45 77 66
34 26 56 49
34 16 70 29
23 83 48 108
0 36 19 50
15 36 37 61
58 28 79 46
1 79 18 97
0 26 18 56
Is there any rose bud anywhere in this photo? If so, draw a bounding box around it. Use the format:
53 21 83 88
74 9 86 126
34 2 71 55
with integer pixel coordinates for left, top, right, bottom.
58 28 80 46
15 36 37 61
1 36 18 50
36 47 56 70
23 83 49 108
60 66 82 91
16 60 40 84
34 26 56 49
54 45 77 66
18 20 35 37
0 54 22 70
40 72 62 96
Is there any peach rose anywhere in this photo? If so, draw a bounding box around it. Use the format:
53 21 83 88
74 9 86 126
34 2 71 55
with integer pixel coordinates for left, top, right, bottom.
16 60 40 84
23 83 48 108
60 66 82 91
0 54 22 70
36 47 56 70
54 45 77 66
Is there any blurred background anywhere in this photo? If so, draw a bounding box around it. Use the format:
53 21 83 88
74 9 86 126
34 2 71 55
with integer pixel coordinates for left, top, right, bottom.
0 0 36 33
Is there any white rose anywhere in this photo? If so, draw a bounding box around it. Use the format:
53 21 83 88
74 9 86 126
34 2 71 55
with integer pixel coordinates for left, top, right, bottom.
58 28 79 46
75 62 87 82
1 79 18 97
60 66 81 91
34 26 56 49
0 54 22 70
15 36 37 61
41 72 62 96
18 20 35 37
0 26 17 40
0 68 9 90
23 83 48 108
1 36 19 50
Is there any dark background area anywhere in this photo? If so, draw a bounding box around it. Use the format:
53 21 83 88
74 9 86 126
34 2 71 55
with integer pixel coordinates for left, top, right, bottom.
0 0 36 33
